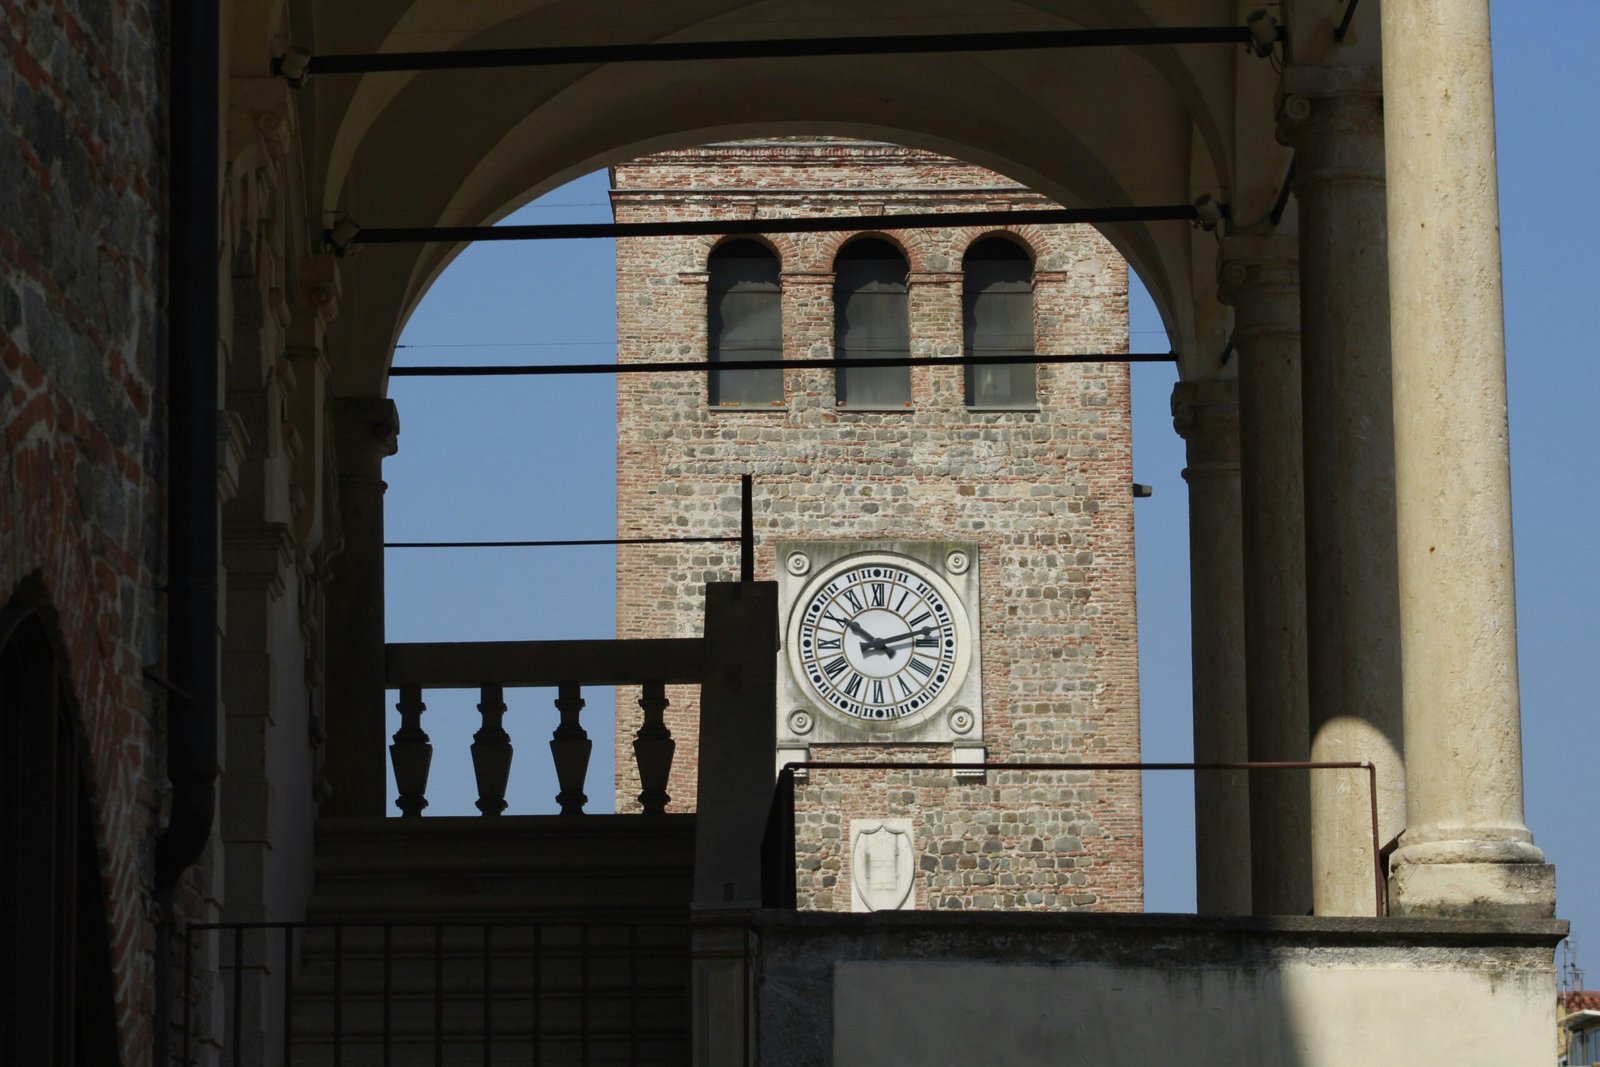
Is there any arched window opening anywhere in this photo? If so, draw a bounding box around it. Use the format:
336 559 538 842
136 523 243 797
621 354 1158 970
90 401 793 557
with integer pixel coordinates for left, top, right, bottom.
963 237 1036 407
707 239 783 407
834 238 911 408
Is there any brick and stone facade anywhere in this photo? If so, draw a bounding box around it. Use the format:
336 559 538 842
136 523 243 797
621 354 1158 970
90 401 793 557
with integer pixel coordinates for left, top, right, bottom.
4 8 341 1059
2 3 173 1059
1 2 184 1062
613 140 1142 912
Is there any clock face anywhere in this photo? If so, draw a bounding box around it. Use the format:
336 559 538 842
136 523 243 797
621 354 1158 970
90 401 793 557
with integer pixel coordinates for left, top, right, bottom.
789 554 969 722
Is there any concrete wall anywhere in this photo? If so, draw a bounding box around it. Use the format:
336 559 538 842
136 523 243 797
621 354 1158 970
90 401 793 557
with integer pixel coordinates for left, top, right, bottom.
612 140 1140 914
751 911 1566 1066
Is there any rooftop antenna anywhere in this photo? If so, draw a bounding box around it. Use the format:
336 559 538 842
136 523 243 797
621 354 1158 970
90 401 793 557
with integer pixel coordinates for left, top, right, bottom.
1561 939 1585 995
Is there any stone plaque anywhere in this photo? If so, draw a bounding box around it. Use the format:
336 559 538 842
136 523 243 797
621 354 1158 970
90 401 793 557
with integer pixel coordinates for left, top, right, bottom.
850 818 915 912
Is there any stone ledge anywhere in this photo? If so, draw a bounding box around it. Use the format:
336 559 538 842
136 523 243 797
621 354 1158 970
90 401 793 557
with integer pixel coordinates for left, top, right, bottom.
746 906 1570 953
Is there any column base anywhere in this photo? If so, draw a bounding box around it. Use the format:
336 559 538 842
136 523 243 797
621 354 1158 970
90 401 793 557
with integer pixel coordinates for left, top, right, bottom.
1388 860 1556 920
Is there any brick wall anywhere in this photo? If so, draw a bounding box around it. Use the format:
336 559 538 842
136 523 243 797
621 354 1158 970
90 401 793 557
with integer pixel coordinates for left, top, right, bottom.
613 140 1141 912
2 3 172 1059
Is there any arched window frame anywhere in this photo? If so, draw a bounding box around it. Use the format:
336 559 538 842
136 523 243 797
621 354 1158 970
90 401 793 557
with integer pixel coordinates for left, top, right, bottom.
706 238 784 408
962 234 1038 408
832 236 912 409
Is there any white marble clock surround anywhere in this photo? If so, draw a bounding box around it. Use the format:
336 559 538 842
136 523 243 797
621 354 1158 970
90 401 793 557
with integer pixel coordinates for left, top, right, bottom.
776 540 984 748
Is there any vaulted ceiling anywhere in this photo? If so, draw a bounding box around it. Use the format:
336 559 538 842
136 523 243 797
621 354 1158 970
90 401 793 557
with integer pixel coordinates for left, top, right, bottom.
234 0 1379 392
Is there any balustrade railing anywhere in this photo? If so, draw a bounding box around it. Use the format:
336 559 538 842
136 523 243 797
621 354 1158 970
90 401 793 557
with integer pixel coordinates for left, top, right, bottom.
384 638 707 817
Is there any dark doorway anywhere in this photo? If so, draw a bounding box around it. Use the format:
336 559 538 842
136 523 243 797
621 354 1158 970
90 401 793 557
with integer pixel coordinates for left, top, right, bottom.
0 603 121 1064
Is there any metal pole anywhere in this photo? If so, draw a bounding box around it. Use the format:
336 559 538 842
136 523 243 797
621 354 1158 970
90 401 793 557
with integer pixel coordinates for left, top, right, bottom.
232 925 244 1067
740 475 754 583
1366 763 1385 916
284 925 296 1067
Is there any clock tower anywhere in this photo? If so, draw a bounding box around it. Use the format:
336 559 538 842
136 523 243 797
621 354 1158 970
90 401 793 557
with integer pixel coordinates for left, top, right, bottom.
613 139 1142 913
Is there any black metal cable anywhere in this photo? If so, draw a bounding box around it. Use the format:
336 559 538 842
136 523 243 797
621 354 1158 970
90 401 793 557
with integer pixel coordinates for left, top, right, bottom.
390 351 1177 378
384 536 741 549
294 25 1268 77
340 205 1203 248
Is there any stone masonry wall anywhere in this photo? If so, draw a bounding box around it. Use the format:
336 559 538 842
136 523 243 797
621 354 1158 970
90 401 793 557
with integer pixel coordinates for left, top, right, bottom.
1 2 172 1060
613 141 1141 912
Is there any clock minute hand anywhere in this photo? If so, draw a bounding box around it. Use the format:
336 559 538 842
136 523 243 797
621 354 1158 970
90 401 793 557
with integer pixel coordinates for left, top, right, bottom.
866 625 936 652
845 618 888 655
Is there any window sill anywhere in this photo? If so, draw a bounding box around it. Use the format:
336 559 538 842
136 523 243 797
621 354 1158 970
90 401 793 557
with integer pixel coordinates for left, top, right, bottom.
710 404 789 413
835 406 916 414
964 405 1041 414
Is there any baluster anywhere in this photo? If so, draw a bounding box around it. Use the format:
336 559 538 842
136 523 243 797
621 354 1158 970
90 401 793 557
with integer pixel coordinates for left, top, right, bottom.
550 682 591 815
633 681 675 815
390 684 432 817
472 684 513 816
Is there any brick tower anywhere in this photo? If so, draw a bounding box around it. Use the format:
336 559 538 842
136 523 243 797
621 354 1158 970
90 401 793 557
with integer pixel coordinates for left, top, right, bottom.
613 139 1141 912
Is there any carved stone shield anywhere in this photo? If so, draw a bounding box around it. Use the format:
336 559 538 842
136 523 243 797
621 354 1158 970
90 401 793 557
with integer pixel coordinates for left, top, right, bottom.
850 819 915 912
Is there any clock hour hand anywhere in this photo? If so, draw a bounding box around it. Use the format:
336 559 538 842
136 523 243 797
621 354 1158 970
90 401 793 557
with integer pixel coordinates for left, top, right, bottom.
845 618 889 655
864 625 936 653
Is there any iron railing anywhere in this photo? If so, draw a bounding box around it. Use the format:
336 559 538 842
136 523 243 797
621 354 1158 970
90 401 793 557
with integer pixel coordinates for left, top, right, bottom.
182 919 691 1066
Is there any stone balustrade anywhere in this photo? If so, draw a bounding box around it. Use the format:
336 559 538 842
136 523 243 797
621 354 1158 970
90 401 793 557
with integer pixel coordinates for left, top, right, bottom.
384 638 707 817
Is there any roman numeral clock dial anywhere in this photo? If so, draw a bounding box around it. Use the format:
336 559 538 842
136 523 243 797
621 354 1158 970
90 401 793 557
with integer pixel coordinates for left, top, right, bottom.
789 555 971 723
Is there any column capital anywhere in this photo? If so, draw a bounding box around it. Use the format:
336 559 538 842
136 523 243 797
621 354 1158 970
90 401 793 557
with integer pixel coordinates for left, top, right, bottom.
332 397 399 463
1217 235 1300 307
1171 379 1239 478
284 254 342 363
1171 378 1238 437
1276 65 1384 161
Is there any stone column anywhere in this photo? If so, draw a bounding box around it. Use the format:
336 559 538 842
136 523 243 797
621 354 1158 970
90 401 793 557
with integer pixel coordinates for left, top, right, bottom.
322 398 398 817
1379 0 1553 917
1171 380 1250 915
1218 235 1313 916
1277 66 1405 916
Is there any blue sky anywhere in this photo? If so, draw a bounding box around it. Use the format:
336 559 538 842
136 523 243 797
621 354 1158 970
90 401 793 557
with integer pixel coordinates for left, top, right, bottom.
385 0 1598 972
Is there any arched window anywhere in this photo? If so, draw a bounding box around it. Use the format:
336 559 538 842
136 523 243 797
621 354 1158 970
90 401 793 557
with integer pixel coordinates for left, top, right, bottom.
834 238 910 408
963 237 1036 407
707 239 783 407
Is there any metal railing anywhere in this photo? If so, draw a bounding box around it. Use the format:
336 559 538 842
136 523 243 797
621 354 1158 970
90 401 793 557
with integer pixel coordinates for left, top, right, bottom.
761 759 1385 916
182 919 691 1066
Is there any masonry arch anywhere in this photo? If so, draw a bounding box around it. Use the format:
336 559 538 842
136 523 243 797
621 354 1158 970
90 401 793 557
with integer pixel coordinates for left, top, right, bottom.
309 3 1271 396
